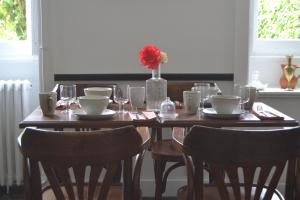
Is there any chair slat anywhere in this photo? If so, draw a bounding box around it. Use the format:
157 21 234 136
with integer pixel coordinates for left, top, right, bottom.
88 165 103 200
73 165 86 199
243 165 256 200
211 164 230 200
225 165 241 199
264 163 285 200
254 165 272 200
42 164 65 200
97 162 118 200
57 167 75 200
285 159 296 200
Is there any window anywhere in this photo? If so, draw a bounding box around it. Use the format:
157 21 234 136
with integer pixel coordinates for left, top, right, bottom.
0 0 35 56
250 0 300 55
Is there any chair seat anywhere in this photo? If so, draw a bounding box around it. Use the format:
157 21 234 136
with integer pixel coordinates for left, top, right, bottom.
43 184 123 200
151 139 184 161
177 185 283 200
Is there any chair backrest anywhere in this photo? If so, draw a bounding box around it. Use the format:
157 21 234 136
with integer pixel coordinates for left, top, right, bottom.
183 125 300 200
19 126 147 200
167 81 216 102
167 81 194 102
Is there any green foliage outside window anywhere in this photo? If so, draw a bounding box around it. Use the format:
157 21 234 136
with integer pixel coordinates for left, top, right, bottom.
0 0 26 40
258 0 300 39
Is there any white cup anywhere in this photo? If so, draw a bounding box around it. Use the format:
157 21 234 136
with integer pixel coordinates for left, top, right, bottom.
39 92 57 116
183 90 201 114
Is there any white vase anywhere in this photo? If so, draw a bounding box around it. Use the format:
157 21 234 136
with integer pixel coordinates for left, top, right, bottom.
146 65 167 112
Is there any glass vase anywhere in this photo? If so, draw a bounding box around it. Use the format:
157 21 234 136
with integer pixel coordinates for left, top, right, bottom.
146 65 167 112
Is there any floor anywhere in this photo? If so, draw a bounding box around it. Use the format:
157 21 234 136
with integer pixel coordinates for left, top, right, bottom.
0 187 177 199
0 192 176 200
0 195 176 200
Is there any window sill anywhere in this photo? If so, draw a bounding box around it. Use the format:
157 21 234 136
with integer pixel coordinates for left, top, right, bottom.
257 88 300 98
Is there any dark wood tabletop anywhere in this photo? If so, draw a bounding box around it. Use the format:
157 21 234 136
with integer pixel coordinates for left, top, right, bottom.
19 102 298 129
159 102 298 128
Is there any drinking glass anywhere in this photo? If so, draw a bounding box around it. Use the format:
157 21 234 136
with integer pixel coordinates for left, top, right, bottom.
234 84 250 112
113 84 129 113
129 86 145 113
60 84 76 112
193 83 210 112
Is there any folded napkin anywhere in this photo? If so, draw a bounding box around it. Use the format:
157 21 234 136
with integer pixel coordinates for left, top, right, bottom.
252 110 284 120
142 112 157 120
128 112 157 120
128 112 145 120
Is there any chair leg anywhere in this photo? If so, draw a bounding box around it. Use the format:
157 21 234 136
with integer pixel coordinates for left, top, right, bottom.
162 162 185 193
154 159 164 200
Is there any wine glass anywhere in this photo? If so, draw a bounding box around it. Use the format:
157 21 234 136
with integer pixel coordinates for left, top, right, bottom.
193 82 210 112
113 84 129 113
60 84 76 112
234 84 250 112
129 86 145 114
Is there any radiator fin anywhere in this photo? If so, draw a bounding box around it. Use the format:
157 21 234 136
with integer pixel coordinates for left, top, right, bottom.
0 80 31 189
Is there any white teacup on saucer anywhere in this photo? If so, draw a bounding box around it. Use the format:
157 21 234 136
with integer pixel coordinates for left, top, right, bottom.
211 95 240 114
79 96 109 115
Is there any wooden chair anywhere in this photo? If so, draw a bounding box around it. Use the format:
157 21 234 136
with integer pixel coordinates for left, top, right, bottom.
18 126 150 200
174 125 300 200
151 81 195 200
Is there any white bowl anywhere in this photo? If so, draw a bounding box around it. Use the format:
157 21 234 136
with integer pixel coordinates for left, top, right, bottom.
79 96 109 115
211 95 240 114
84 87 112 97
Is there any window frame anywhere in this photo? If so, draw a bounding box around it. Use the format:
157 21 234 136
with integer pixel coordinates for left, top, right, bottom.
250 0 300 56
0 0 37 57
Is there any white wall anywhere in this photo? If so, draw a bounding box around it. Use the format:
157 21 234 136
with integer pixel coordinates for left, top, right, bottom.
41 0 240 91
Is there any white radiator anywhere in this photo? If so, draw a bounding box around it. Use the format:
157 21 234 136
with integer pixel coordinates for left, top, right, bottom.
0 80 31 190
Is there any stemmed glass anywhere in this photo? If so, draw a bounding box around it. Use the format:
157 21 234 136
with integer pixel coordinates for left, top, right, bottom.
129 86 145 114
193 83 210 112
113 84 129 113
234 84 250 112
60 84 76 112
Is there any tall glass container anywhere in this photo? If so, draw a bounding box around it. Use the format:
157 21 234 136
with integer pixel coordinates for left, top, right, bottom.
146 65 167 111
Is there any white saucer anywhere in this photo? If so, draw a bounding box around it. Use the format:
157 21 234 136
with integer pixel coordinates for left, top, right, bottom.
202 108 243 119
73 109 116 120
158 113 178 119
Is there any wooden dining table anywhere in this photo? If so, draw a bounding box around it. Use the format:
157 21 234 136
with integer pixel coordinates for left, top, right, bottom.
19 102 298 129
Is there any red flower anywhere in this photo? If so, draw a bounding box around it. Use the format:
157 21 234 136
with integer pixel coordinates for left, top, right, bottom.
139 45 161 69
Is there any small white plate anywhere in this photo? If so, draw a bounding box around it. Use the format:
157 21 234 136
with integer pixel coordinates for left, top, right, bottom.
203 108 243 119
158 113 178 119
73 109 116 120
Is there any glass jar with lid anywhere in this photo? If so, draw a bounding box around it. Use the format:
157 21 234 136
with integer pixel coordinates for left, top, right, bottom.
158 97 178 119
